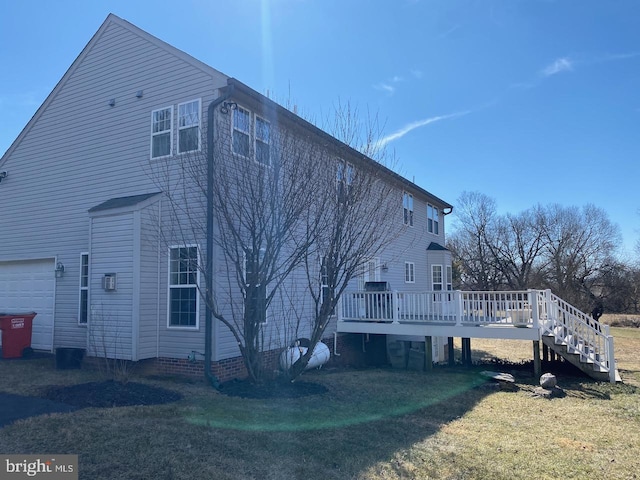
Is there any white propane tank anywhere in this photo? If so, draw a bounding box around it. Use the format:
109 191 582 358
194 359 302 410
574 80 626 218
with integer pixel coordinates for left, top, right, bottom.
279 341 330 371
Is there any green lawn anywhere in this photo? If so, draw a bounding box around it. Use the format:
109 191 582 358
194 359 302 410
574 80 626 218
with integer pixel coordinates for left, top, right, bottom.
1 328 639 480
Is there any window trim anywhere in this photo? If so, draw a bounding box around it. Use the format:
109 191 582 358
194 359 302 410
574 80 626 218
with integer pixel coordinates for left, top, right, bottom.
150 105 173 159
404 261 415 284
78 252 89 326
254 114 271 167
177 98 201 154
432 264 443 291
427 203 440 235
336 160 354 203
243 248 269 325
167 245 200 330
232 105 252 159
403 192 414 227
320 256 330 308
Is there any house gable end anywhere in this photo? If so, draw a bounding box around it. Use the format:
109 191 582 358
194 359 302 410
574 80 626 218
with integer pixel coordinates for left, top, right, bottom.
0 13 227 166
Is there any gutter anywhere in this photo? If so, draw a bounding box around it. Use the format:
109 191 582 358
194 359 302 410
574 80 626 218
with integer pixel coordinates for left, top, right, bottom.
204 83 235 389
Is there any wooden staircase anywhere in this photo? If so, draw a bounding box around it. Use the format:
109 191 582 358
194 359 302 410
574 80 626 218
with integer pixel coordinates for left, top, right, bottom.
537 291 620 383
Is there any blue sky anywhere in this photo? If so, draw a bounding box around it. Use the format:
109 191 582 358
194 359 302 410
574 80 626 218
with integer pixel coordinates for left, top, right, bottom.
2 0 639 256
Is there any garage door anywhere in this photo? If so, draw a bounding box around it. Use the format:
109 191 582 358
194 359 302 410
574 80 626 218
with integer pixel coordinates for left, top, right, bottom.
0 259 55 351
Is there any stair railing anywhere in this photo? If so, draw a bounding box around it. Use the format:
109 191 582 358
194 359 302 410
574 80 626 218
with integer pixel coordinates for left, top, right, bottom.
541 290 616 382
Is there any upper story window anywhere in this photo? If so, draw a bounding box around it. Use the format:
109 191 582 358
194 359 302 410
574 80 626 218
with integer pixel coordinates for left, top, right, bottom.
168 246 199 328
232 107 272 166
336 161 354 203
151 106 173 158
403 192 414 226
178 99 200 153
255 116 271 166
427 204 439 235
232 107 251 157
446 265 453 291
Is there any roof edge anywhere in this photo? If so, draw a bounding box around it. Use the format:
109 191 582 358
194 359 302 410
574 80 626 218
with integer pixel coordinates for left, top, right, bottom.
226 78 453 209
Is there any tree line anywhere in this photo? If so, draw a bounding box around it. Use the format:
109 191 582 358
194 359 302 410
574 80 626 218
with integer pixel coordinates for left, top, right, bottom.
447 191 640 315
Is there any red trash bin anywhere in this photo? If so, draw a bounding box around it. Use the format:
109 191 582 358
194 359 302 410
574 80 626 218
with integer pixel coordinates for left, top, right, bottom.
0 312 37 359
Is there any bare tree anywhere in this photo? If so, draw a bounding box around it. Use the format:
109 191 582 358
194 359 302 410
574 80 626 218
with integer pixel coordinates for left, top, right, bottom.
539 204 621 310
447 191 504 290
149 92 405 384
448 193 622 312
288 147 401 379
489 207 546 289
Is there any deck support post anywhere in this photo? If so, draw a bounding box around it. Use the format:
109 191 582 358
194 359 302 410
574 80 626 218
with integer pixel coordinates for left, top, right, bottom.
533 340 541 378
425 336 433 371
461 338 472 367
542 344 549 363
447 337 455 366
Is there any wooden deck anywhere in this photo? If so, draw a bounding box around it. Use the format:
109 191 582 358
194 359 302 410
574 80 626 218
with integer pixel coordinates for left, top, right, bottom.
336 289 618 382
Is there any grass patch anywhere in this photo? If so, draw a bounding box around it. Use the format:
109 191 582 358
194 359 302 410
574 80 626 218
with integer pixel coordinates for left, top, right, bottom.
602 313 640 328
1 328 639 479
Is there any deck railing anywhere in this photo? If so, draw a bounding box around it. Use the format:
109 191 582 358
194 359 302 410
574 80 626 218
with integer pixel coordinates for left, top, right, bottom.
339 288 616 382
339 289 542 327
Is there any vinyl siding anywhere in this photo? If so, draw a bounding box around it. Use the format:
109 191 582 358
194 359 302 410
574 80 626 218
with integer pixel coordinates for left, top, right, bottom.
88 213 134 359
0 17 227 352
138 202 161 359
1 14 452 365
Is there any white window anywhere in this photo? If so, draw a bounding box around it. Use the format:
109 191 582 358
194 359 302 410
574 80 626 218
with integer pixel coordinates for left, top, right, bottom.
446 265 453 291
427 204 439 235
232 106 251 157
79 253 89 325
320 256 330 306
255 115 271 166
337 161 354 203
405 262 415 283
151 106 173 158
432 265 443 291
243 248 268 325
178 99 200 153
168 246 199 328
403 192 414 226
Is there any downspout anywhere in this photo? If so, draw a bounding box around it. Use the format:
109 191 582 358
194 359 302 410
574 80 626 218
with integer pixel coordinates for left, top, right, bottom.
205 84 235 389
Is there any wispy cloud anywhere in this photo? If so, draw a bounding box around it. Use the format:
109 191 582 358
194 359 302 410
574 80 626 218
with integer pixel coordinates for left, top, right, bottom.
373 75 404 95
375 111 470 148
373 82 396 95
541 57 573 77
598 52 640 62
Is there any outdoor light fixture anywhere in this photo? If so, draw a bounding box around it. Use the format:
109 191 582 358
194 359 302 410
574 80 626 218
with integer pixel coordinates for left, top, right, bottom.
220 101 237 114
55 262 65 278
108 98 116 107
135 90 144 98
0 171 6 184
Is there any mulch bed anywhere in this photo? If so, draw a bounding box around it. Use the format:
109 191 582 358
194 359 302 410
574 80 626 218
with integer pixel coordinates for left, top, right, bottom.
219 378 328 399
42 381 182 408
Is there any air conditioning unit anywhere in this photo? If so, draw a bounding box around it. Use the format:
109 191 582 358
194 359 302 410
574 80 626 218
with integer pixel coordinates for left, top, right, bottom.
102 273 117 291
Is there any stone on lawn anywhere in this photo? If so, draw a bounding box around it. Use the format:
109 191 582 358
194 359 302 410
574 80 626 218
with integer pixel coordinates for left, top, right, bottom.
539 373 557 389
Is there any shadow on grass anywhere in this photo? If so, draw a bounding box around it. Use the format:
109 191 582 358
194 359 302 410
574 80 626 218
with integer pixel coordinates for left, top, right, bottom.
175 367 497 479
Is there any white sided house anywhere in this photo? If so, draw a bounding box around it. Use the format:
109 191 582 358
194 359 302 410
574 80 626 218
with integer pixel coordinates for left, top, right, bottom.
0 15 618 382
